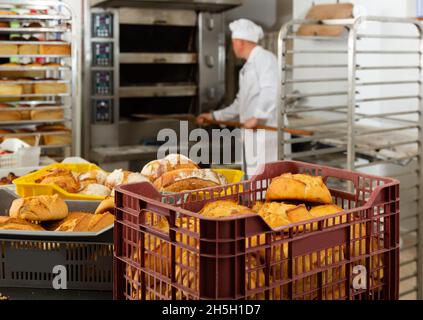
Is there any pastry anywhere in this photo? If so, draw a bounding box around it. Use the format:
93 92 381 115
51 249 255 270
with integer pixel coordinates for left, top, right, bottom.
0 216 45 231
33 82 68 94
9 194 68 222
18 44 39 55
79 183 111 197
153 169 227 192
0 103 21 121
141 154 199 182
266 173 333 204
39 44 71 56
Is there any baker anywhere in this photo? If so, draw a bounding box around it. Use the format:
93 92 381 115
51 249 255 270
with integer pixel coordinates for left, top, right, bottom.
197 19 288 177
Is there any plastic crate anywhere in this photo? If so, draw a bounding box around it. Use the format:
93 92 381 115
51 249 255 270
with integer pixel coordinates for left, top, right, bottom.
113 160 400 300
0 147 40 169
0 189 113 293
13 163 107 201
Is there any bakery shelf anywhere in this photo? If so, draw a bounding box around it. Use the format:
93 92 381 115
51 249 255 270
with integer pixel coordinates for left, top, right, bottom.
0 66 70 71
0 131 70 139
39 144 71 150
0 27 69 33
120 53 198 64
0 41 70 45
0 93 70 98
0 80 70 85
0 119 68 126
0 105 68 111
0 14 71 21
0 54 71 58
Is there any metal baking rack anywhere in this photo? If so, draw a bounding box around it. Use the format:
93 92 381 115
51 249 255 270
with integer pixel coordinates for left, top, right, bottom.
0 0 77 159
278 16 423 300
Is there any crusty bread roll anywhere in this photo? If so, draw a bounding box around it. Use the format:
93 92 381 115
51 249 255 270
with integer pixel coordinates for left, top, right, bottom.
9 194 68 222
18 44 39 55
105 170 149 189
199 200 253 218
79 183 111 197
33 82 68 94
39 44 71 56
0 44 18 55
46 211 88 231
79 170 108 185
153 169 227 192
266 173 333 204
253 201 296 228
310 204 345 227
95 197 114 215
0 216 45 231
50 211 114 232
0 103 21 121
141 154 199 182
40 174 80 193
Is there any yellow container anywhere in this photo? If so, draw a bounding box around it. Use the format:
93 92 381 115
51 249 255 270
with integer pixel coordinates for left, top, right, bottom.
13 164 245 201
13 163 108 201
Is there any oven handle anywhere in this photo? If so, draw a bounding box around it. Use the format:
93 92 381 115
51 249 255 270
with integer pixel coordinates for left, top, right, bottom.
153 19 168 25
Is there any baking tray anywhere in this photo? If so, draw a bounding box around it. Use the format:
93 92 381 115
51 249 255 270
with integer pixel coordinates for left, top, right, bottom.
0 189 113 243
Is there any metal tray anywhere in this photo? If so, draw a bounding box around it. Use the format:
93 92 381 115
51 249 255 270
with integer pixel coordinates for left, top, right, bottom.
0 189 113 243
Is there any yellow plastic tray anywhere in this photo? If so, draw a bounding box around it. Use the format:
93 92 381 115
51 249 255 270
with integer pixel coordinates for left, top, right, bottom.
13 163 108 201
13 164 245 201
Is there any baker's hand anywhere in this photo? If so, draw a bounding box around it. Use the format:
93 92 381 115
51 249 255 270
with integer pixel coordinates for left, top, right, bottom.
244 117 259 130
196 113 213 124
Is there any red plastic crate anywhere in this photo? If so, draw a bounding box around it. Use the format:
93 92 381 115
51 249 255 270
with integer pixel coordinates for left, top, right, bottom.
113 160 400 300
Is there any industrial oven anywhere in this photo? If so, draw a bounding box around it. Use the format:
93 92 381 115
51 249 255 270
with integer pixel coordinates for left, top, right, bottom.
82 0 242 169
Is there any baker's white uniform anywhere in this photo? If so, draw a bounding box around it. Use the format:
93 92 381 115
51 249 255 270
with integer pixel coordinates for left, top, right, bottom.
213 46 289 177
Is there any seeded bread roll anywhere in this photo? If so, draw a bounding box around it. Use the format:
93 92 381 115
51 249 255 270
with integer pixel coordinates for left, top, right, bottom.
9 194 68 222
266 173 333 204
153 169 227 192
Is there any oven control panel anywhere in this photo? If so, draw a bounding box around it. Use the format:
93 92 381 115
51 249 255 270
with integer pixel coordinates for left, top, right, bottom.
92 42 113 67
92 71 113 95
93 99 113 124
92 13 113 38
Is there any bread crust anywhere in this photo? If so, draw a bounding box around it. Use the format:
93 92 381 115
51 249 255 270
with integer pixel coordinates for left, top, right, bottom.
266 173 332 204
0 217 45 231
9 194 68 221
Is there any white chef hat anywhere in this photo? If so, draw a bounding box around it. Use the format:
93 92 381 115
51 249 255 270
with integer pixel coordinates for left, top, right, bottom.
229 19 264 43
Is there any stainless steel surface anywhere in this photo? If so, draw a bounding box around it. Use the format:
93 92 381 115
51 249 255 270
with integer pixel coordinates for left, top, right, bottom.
90 0 242 12
278 17 423 299
120 53 198 64
118 7 197 26
198 12 225 113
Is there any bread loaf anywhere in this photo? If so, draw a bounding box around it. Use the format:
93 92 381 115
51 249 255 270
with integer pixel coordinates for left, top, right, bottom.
142 154 199 182
30 107 64 120
9 194 68 222
0 44 18 55
199 200 253 218
18 44 39 55
39 44 71 56
153 169 227 192
95 197 114 215
266 173 333 204
0 216 45 231
0 82 23 96
34 82 68 94
0 103 21 121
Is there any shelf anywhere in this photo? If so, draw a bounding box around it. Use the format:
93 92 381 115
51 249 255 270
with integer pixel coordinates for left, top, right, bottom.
0 93 70 98
0 41 69 45
0 66 70 71
0 105 68 111
0 131 70 137
0 14 71 21
120 53 198 64
119 84 197 98
0 27 69 33
0 80 69 85
0 119 68 126
0 54 71 58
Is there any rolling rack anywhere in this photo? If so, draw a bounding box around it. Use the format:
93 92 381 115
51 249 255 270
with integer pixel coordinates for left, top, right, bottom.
278 16 423 299
0 0 78 160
